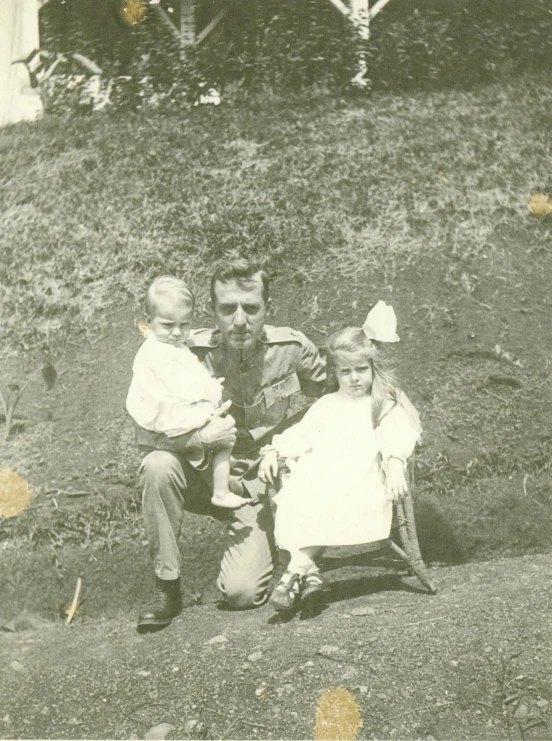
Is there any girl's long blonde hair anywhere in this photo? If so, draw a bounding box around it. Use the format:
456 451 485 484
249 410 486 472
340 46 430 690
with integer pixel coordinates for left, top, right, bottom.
325 327 399 428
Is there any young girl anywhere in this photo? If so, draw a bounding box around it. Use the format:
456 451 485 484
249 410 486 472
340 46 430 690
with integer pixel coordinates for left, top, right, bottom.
126 275 245 509
259 301 422 610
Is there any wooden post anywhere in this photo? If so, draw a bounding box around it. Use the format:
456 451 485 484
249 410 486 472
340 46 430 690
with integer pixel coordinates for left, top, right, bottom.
368 0 393 20
179 0 195 48
350 0 369 87
196 6 228 45
151 4 181 42
350 0 369 39
152 1 194 59
324 0 372 86
325 0 351 17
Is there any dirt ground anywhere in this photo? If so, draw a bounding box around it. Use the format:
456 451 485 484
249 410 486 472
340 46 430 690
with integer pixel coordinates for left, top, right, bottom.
1 549 551 740
0 143 551 740
1 228 551 565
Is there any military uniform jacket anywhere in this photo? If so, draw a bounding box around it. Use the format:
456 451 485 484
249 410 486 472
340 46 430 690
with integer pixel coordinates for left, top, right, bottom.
134 325 327 466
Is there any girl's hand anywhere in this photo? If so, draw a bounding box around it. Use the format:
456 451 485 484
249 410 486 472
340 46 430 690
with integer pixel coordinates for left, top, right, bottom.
385 458 408 501
258 450 279 485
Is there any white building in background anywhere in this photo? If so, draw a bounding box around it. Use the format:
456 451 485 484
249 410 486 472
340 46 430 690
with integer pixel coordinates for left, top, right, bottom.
0 0 46 126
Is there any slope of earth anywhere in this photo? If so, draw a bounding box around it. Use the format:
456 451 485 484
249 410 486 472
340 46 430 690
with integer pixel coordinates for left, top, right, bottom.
0 75 551 642
1 553 551 741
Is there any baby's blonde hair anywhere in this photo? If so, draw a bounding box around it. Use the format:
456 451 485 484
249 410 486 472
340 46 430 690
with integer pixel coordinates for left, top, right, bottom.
325 327 398 428
145 275 195 318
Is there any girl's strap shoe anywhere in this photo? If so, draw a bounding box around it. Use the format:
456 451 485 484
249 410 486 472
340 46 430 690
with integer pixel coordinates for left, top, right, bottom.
301 572 324 602
269 571 302 611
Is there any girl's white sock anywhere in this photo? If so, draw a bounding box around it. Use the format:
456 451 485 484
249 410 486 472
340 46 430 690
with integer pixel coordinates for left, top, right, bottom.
287 549 319 576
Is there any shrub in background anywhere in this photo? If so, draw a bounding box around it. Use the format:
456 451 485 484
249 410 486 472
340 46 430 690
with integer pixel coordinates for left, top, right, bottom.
38 0 552 107
363 0 552 92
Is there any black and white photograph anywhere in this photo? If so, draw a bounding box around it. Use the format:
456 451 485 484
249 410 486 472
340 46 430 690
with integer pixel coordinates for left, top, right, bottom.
0 0 551 739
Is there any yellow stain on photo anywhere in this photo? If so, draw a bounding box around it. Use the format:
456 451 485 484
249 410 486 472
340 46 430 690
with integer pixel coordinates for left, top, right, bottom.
118 0 147 27
0 470 31 518
315 688 362 741
137 320 149 338
528 193 552 217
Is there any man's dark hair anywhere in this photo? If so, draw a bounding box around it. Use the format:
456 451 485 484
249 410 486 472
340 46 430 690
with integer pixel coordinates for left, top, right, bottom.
210 258 270 306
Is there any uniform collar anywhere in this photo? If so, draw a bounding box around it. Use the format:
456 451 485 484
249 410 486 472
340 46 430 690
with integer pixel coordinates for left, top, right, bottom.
191 326 275 362
212 327 268 362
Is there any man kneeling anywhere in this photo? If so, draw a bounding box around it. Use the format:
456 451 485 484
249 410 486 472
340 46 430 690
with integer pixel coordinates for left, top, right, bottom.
130 259 326 630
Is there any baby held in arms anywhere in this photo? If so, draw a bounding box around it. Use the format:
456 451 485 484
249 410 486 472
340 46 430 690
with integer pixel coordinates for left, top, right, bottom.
126 275 245 509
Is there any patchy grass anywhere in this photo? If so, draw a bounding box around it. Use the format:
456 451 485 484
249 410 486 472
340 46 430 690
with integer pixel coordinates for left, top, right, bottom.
1 75 551 356
0 72 551 565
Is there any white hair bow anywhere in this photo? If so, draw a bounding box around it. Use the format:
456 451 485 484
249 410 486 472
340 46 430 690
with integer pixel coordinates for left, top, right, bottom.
362 300 400 343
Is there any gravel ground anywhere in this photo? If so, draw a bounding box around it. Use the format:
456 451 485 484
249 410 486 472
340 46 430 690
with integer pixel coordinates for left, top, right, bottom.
1 551 551 740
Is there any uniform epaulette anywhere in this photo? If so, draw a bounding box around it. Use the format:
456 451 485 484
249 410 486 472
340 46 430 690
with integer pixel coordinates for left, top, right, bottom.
188 328 220 348
262 326 303 344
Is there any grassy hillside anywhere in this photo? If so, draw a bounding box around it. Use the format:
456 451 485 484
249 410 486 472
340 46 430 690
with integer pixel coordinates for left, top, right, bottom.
0 73 551 572
1 77 550 353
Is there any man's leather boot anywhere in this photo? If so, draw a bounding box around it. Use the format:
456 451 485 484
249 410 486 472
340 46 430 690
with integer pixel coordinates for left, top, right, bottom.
137 577 182 632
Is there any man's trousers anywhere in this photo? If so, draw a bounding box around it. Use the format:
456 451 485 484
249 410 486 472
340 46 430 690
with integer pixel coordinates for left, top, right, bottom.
139 449 276 610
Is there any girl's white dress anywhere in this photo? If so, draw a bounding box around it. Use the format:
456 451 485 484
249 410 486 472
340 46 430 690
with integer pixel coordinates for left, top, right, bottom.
126 334 222 437
272 392 420 551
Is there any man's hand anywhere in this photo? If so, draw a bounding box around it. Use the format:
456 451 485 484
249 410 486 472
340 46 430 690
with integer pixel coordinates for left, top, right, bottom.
385 458 408 502
258 450 279 485
198 410 236 450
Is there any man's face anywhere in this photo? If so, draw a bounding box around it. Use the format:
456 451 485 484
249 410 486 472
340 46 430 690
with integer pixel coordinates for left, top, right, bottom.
212 276 268 351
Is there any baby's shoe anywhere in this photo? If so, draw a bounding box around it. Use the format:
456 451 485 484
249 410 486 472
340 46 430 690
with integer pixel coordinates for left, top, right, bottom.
269 571 301 611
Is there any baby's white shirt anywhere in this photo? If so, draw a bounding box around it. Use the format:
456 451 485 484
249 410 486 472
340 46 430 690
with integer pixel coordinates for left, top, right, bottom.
126 334 222 437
